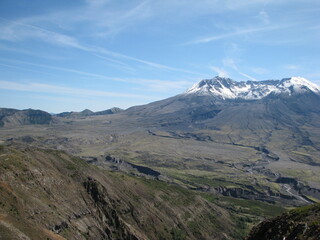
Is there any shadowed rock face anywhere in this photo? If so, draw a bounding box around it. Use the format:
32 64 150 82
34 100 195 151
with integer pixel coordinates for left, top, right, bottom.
83 177 140 240
247 203 320 240
0 108 52 127
105 155 161 177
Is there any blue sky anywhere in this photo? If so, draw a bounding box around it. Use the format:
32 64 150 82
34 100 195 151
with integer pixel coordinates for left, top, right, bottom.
0 0 320 112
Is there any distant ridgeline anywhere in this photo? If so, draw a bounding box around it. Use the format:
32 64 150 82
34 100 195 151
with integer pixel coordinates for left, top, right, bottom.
0 108 52 127
0 107 123 127
56 107 123 118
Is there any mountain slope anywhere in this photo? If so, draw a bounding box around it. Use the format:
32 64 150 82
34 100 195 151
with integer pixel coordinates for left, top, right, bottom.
0 143 245 240
103 76 320 206
124 76 320 130
247 203 320 240
0 108 52 127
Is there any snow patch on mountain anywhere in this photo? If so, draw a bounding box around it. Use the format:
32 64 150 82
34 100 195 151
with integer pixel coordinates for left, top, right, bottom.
276 77 320 94
184 76 320 100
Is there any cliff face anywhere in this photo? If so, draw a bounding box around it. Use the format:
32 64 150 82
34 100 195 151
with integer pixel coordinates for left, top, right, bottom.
247 203 320 240
0 144 241 240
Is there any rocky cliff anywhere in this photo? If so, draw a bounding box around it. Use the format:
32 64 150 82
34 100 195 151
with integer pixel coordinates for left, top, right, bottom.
247 203 320 240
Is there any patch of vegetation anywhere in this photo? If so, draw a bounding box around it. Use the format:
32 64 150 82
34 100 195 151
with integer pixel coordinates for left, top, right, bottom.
289 204 315 219
187 221 202 239
292 151 311 157
219 196 286 217
170 227 186 240
231 216 250 238
142 178 196 206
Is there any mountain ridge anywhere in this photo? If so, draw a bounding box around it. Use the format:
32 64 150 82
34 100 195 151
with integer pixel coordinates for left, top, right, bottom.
56 107 123 118
0 108 52 127
184 76 320 101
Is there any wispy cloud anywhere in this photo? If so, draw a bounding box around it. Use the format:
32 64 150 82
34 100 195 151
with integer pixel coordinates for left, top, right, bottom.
183 24 292 45
250 67 269 75
90 45 198 74
85 0 110 8
99 1 151 37
134 79 193 92
0 80 146 98
0 17 85 49
0 43 66 60
223 57 257 81
0 17 198 75
0 59 193 92
237 72 257 81
139 0 291 23
0 58 114 80
283 64 300 70
0 0 150 39
257 11 270 25
209 66 229 78
0 62 62 77
94 54 136 73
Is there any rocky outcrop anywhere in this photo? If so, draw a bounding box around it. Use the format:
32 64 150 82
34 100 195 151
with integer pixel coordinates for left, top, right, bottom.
105 155 161 177
276 177 320 202
247 203 320 240
83 177 140 240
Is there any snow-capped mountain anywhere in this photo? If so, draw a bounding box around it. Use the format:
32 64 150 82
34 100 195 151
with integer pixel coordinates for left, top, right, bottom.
125 75 320 130
184 76 320 100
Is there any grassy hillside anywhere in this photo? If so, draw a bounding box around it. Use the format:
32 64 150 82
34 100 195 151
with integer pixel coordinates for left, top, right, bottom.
0 143 269 240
